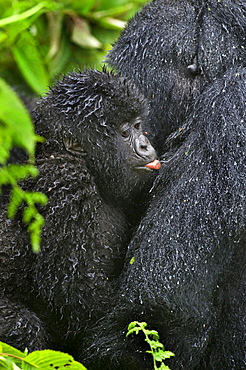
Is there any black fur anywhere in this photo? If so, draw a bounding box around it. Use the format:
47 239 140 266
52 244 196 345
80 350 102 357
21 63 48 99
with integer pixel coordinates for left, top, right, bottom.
82 1 246 369
0 70 158 356
108 0 245 155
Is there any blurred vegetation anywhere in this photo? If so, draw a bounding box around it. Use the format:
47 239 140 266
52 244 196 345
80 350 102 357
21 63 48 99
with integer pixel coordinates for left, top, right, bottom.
0 0 148 95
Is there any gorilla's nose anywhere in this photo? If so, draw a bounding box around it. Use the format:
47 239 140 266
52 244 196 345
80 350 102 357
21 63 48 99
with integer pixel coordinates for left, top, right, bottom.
136 134 157 161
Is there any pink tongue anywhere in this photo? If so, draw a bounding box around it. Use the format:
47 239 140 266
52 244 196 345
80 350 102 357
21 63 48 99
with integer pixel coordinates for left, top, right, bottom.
145 159 161 170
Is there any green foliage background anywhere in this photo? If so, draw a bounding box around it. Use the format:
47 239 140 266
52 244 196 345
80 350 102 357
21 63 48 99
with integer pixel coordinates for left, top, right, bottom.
0 0 148 95
0 0 148 252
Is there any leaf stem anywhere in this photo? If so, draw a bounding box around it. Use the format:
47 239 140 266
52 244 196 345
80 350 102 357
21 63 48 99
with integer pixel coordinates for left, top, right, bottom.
0 2 48 27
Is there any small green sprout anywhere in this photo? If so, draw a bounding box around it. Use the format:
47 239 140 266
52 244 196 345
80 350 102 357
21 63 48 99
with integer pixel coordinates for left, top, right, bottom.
126 321 175 370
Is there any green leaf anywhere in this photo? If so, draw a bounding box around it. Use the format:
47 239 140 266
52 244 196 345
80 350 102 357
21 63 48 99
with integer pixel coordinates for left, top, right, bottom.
95 17 125 30
4 164 39 182
0 167 12 186
0 2 62 47
71 18 102 49
7 186 48 252
91 4 134 19
23 206 35 224
48 34 71 77
0 342 27 359
12 31 49 95
0 2 51 27
158 351 175 360
46 12 64 61
126 321 146 336
25 191 48 205
79 0 96 13
159 364 172 370
0 344 88 370
146 330 160 340
0 125 13 164
27 214 45 254
0 342 28 368
0 357 22 370
0 78 36 156
24 350 87 370
0 30 7 43
8 187 24 218
145 340 163 349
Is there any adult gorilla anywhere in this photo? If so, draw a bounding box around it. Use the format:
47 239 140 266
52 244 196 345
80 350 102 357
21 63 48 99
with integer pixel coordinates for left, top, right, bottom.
82 1 246 369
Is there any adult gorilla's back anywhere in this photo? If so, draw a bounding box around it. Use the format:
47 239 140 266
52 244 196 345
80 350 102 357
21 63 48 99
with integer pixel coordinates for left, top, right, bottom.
82 1 246 369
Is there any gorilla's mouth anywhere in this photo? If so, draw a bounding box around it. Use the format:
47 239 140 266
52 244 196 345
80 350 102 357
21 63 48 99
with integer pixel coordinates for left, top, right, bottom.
134 159 161 171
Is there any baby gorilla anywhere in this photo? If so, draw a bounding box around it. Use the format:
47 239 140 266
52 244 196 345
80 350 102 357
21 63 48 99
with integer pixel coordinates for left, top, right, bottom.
0 70 160 356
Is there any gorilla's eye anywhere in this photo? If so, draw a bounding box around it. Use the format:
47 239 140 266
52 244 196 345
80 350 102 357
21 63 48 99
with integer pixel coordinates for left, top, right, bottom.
134 122 140 130
121 129 130 137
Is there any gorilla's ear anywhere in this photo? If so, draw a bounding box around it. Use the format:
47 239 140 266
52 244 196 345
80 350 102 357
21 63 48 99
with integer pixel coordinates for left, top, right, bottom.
63 134 87 156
